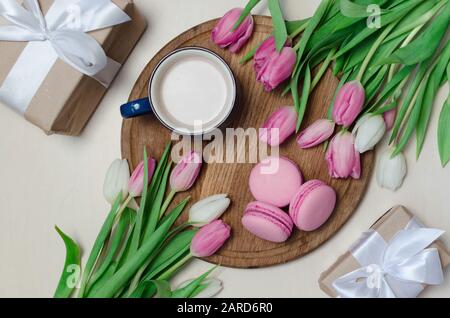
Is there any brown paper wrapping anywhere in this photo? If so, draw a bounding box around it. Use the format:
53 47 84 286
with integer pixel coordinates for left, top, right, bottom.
0 0 146 135
319 205 450 297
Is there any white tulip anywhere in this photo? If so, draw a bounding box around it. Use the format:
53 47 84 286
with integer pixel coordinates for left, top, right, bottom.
189 194 230 227
103 159 130 204
177 278 223 298
376 149 407 191
353 114 386 153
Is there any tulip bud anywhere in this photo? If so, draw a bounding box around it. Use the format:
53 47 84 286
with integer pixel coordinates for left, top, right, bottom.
190 220 231 257
259 106 297 146
211 8 254 53
103 159 130 204
332 80 365 127
256 47 296 91
297 119 335 149
326 131 361 179
170 151 202 192
376 149 407 191
353 114 386 153
189 194 231 227
177 278 223 298
254 36 291 74
128 158 156 197
383 108 397 131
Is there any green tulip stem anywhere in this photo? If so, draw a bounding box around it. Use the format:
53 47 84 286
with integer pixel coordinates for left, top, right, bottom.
159 189 176 219
157 253 193 281
356 23 396 82
387 64 396 82
311 47 336 91
113 195 133 224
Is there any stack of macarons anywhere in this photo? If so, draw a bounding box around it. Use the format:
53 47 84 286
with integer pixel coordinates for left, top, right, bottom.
242 156 337 242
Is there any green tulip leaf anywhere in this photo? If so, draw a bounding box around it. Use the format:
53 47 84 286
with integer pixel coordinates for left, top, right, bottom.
148 161 172 235
381 2 450 66
129 280 172 298
139 143 172 244
268 0 288 52
84 262 118 297
333 53 346 75
87 208 133 290
364 65 388 105
129 148 150 257
367 65 413 113
416 41 450 158
438 96 450 167
89 197 190 298
293 0 332 74
392 77 428 157
171 266 217 298
144 229 196 280
286 18 310 35
77 193 122 297
385 0 444 42
232 0 261 30
334 0 424 60
296 64 311 132
390 61 431 145
340 0 386 18
342 35 377 73
53 226 81 298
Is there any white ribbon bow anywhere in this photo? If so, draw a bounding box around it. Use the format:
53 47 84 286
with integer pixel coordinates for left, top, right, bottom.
332 221 444 298
0 0 130 113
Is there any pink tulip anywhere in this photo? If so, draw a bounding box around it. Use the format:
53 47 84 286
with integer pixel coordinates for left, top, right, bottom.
190 220 231 257
325 131 361 179
170 151 202 192
211 8 254 53
259 106 297 146
332 80 365 127
254 36 291 74
128 157 156 197
297 119 335 149
383 108 397 131
256 47 296 91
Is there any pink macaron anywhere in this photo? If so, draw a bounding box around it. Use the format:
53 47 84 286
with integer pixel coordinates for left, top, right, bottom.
242 201 293 242
289 180 336 231
249 156 303 207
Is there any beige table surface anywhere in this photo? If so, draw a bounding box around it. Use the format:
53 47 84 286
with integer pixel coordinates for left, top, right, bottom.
0 0 449 298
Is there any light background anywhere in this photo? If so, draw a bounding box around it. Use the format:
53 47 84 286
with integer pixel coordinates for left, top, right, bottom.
0 0 449 297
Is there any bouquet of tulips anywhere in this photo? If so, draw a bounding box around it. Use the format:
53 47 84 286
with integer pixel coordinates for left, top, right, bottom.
212 0 450 190
53 144 232 298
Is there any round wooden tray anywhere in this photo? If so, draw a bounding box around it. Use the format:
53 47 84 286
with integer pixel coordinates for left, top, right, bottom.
121 16 374 268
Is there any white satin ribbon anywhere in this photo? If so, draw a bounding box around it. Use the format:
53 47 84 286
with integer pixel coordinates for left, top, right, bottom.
0 0 130 113
332 218 445 298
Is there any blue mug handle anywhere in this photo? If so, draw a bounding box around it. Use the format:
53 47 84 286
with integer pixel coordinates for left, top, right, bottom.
120 97 153 118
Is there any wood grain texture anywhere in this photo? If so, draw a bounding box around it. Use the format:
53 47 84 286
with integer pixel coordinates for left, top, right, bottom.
121 16 374 268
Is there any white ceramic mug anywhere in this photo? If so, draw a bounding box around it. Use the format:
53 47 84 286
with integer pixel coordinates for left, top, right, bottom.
120 47 237 135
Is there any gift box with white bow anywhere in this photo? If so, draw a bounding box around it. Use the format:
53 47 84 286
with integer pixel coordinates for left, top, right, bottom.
319 205 450 298
0 0 146 135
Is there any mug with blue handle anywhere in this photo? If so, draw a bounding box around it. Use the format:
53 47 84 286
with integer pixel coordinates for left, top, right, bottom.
120 47 237 135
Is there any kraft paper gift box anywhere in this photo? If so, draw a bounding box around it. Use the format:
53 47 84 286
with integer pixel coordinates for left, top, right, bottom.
0 0 146 135
319 205 450 298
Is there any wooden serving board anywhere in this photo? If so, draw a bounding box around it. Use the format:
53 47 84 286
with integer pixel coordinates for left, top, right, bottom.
121 16 374 268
